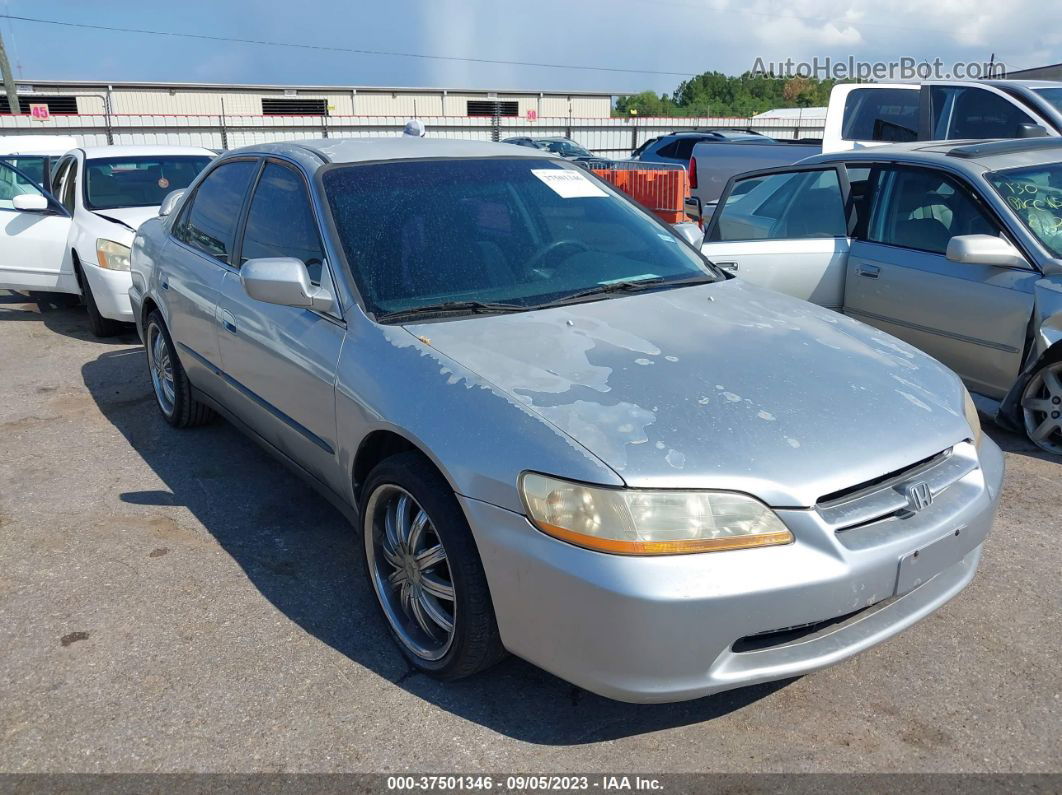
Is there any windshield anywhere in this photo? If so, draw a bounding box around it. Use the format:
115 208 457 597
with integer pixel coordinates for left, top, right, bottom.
85 155 213 210
543 140 594 158
1033 87 1062 114
0 156 46 188
322 158 716 319
988 163 1062 257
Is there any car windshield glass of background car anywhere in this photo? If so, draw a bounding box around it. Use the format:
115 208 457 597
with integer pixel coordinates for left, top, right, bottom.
323 158 715 316
85 155 213 210
989 163 1062 257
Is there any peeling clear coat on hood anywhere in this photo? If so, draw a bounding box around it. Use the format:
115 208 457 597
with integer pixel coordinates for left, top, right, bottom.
406 279 971 508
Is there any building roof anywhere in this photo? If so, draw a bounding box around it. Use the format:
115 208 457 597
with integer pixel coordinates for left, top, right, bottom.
14 78 627 97
751 107 827 119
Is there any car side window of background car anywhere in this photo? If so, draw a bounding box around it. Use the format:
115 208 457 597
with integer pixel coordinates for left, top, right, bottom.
173 159 259 264
50 157 69 196
709 168 847 242
238 162 325 284
866 167 1002 255
931 86 1036 140
60 159 77 214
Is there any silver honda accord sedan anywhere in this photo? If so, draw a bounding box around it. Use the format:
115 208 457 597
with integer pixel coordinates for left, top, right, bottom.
129 138 1003 703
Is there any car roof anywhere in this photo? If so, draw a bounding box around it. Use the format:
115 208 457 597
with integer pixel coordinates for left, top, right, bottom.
808 138 1062 172
80 144 217 159
228 137 561 164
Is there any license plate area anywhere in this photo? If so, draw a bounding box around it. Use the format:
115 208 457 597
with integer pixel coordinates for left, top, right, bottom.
895 524 972 596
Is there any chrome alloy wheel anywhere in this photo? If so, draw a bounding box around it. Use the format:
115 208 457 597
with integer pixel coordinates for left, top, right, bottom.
365 485 456 660
147 322 176 417
1022 361 1062 455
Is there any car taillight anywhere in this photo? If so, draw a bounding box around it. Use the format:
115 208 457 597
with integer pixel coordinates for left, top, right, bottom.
688 155 697 189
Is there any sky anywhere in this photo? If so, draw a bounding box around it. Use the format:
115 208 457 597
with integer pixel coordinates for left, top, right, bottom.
1 0 1059 96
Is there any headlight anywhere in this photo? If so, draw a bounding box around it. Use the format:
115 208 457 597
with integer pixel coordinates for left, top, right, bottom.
962 386 983 448
96 239 131 271
519 472 793 555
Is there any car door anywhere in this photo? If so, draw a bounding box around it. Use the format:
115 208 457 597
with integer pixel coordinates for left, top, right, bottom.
0 159 75 293
166 157 261 394
844 165 1035 399
700 164 855 310
215 158 344 486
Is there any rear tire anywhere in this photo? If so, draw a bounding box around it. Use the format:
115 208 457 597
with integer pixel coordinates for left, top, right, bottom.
145 311 215 428
361 452 506 680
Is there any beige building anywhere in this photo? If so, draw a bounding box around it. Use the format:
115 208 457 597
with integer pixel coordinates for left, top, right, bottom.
5 79 617 119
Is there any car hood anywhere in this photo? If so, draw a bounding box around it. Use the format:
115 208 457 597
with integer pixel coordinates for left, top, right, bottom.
89 206 160 234
406 279 972 507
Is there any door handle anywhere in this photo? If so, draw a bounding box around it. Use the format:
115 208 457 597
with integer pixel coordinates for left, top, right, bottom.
716 261 739 272
857 264 880 279
218 308 237 334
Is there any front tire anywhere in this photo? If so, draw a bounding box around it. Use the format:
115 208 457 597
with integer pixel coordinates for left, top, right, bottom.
361 452 506 679
79 263 123 338
145 311 215 428
1021 358 1062 454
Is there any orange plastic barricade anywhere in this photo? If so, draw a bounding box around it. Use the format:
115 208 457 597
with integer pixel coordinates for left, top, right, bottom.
590 162 690 225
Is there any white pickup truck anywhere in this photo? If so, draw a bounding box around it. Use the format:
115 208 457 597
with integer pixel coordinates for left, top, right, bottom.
686 79 1062 221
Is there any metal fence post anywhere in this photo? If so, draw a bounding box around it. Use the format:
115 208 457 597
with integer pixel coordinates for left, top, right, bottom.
491 101 500 142
219 97 228 150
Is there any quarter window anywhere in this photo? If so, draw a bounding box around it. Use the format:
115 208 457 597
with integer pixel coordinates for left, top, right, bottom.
866 168 1001 255
841 88 919 143
239 163 325 284
174 160 259 263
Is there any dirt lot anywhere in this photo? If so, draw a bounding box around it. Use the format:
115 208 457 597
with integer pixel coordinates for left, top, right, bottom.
0 291 1059 774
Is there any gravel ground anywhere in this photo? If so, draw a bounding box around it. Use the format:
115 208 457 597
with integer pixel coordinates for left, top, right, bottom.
0 291 1059 774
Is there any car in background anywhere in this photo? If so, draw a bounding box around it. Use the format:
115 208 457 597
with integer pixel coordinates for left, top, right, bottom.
129 137 1000 703
0 144 214 336
700 136 1062 454
823 79 1062 153
501 136 612 167
0 135 77 193
685 136 822 221
630 129 765 164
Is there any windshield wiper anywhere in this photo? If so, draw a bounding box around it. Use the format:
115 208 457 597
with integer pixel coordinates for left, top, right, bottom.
376 300 529 322
535 274 715 309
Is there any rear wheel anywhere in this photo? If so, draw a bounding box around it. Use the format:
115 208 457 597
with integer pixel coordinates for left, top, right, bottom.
145 311 215 428
1021 359 1062 455
361 452 506 679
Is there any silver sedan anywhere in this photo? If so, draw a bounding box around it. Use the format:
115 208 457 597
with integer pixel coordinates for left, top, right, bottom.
129 138 1002 703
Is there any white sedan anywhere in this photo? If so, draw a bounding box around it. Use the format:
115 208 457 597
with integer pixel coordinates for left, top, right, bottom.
0 144 214 336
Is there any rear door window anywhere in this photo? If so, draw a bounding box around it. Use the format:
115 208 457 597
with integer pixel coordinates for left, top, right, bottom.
709 168 848 241
173 159 260 264
931 86 1037 140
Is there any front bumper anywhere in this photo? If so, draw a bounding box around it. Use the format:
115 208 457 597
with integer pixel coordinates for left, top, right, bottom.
81 261 134 323
462 436 1004 703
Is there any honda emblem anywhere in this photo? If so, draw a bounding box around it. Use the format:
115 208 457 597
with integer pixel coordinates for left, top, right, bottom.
903 481 933 512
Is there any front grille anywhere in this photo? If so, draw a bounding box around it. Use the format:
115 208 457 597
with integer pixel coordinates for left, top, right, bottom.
815 446 976 531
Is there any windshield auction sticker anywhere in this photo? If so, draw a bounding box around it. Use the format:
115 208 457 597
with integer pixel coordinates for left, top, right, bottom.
532 168 608 198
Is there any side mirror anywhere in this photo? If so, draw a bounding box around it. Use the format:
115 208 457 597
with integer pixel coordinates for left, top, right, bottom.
671 221 704 248
241 257 334 313
684 195 702 222
12 193 48 212
1017 123 1049 139
158 189 186 217
946 234 1028 268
